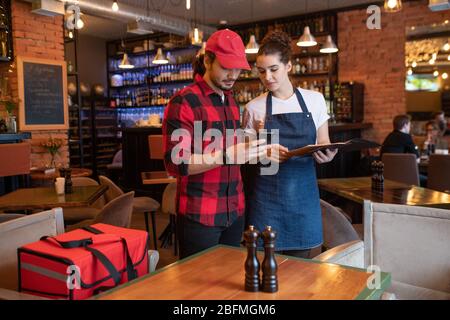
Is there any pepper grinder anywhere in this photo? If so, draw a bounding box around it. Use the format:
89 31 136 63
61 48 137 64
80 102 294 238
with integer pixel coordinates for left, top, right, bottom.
261 226 278 293
243 225 260 292
65 168 73 194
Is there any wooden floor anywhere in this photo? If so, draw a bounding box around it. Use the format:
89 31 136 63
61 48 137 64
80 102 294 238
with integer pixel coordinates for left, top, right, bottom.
130 210 179 270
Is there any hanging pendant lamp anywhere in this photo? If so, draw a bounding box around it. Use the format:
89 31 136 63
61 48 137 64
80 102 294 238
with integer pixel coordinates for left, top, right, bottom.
197 41 206 56
119 53 134 69
153 48 169 64
320 35 338 53
245 35 260 54
297 26 317 47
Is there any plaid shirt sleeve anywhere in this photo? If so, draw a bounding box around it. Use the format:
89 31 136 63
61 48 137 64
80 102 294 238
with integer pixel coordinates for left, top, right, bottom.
163 94 194 177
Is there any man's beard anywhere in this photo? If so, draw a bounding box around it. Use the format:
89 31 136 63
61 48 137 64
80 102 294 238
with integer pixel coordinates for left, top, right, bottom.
211 77 235 91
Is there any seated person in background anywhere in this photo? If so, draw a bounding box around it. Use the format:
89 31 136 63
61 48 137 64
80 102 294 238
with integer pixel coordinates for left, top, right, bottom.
380 114 419 159
423 120 449 154
432 111 447 137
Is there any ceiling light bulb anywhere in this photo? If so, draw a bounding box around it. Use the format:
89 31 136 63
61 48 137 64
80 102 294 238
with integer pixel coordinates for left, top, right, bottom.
186 0 191 10
194 27 199 43
432 53 437 60
76 18 84 29
448 55 450 61
442 72 448 80
384 0 402 12
433 70 439 77
68 31 73 39
112 1 119 12
443 43 450 51
407 68 413 76
412 61 417 68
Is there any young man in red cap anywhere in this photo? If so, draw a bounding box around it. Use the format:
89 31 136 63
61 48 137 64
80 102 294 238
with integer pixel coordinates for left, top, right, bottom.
163 29 266 259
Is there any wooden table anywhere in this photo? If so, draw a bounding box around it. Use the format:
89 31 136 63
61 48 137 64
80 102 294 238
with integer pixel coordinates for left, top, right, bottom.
141 171 176 185
318 177 450 209
97 246 391 300
30 168 93 181
0 185 107 211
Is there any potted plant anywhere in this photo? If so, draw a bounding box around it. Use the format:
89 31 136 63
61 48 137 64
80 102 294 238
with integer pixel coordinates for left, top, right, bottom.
40 136 64 169
0 97 17 133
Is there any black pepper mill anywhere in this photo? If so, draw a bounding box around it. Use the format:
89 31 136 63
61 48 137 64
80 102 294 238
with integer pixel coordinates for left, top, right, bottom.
378 161 384 191
243 225 260 292
65 168 73 194
261 226 278 293
371 160 378 191
59 167 66 178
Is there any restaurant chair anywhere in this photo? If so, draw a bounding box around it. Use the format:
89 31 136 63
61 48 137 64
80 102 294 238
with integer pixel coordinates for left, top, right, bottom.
106 149 123 185
320 199 361 251
427 154 450 193
381 153 420 186
140 135 177 185
99 176 160 249
62 177 105 225
160 182 178 256
0 208 64 300
314 200 450 300
0 213 26 223
67 191 135 231
0 142 31 192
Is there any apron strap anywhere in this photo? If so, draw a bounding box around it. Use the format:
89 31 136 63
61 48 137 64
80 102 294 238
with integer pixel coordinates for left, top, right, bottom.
265 87 310 117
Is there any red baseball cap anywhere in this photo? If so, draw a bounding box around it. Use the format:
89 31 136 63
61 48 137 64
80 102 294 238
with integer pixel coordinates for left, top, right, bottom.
205 29 251 70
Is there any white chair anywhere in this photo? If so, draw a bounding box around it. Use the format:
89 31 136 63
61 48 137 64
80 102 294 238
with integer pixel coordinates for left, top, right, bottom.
0 208 64 300
314 200 450 300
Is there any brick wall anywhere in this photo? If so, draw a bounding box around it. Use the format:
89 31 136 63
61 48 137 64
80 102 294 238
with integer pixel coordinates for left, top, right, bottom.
0 0 68 168
338 0 449 143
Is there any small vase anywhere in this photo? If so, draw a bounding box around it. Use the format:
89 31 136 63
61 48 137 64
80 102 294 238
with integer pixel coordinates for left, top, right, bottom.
6 114 17 133
50 154 56 169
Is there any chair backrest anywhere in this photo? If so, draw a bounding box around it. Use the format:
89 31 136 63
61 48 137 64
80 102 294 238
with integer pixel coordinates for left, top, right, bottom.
0 214 26 224
0 142 31 177
427 154 450 193
112 149 122 164
162 182 177 215
363 200 450 293
0 208 64 290
99 175 124 203
93 191 134 228
148 135 164 160
71 177 105 209
381 153 420 186
320 199 359 250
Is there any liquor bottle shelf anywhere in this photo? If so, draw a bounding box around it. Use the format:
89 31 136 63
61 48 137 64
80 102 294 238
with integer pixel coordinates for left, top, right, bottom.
116 104 166 109
110 79 193 89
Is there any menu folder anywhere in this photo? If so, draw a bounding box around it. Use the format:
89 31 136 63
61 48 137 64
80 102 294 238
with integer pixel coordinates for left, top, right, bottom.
286 138 380 158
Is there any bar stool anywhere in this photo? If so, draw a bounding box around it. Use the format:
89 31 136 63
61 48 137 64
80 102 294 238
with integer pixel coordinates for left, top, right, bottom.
99 175 160 249
161 182 178 256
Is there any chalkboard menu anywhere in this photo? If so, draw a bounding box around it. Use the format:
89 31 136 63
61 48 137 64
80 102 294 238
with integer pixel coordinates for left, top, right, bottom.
17 57 68 130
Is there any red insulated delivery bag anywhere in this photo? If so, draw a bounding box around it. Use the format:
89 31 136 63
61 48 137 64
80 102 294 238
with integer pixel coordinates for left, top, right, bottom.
18 223 149 300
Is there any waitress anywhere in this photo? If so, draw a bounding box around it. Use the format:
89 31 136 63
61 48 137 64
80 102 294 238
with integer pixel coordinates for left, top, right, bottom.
243 30 337 258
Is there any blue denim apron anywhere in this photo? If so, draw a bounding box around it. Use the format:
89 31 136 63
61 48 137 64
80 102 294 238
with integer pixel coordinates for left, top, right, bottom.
247 89 323 251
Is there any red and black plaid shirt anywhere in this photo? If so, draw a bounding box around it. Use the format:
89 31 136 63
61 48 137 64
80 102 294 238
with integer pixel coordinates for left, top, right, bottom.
162 74 244 227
